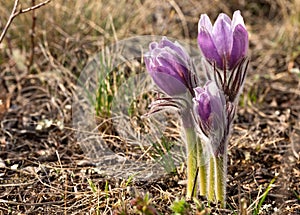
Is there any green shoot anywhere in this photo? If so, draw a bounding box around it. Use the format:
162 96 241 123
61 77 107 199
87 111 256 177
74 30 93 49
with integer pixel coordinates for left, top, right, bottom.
292 190 300 201
105 180 109 198
88 178 97 193
170 198 190 215
253 177 276 215
125 174 136 187
95 53 114 117
150 136 177 174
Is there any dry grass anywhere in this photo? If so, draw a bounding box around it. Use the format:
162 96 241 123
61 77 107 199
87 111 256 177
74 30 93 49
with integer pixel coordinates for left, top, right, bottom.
0 0 299 214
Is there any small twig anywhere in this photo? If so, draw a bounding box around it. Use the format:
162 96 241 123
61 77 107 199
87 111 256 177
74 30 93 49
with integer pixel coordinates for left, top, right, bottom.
0 0 19 44
0 199 64 206
0 0 51 44
0 182 34 187
18 0 51 13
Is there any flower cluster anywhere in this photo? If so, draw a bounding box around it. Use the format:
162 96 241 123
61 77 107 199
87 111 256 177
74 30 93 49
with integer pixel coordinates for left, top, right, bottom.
144 10 249 207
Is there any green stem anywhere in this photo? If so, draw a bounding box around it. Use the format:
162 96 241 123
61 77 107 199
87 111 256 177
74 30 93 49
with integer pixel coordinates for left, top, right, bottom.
197 139 207 196
215 156 226 208
207 156 215 202
185 127 198 198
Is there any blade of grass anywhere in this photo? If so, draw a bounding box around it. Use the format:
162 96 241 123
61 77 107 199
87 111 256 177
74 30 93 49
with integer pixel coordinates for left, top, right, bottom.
88 178 97 194
253 177 276 215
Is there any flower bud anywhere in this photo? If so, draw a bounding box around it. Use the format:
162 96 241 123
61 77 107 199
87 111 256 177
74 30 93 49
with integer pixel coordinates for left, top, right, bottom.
197 10 248 70
193 81 227 145
144 37 193 96
193 87 211 124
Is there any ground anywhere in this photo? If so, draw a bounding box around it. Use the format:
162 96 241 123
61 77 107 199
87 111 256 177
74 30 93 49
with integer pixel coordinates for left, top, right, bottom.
0 0 299 214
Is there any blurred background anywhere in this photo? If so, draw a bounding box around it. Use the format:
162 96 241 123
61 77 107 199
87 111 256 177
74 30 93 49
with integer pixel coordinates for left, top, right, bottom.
0 0 299 74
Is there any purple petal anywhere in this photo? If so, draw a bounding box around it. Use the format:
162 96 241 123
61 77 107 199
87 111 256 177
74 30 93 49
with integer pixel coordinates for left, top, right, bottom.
145 50 189 95
156 48 190 82
151 70 187 96
206 82 226 114
229 24 248 69
158 37 175 49
217 13 232 25
145 37 193 96
231 10 246 29
156 55 187 80
194 87 211 123
173 41 190 61
198 27 223 68
194 87 205 96
212 13 233 61
149 42 158 50
198 93 211 122
198 14 213 32
159 38 189 62
144 56 154 73
205 82 226 132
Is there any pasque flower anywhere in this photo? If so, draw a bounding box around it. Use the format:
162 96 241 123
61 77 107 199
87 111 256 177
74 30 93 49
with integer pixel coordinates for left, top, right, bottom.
193 81 227 147
144 11 249 206
197 10 248 70
145 37 201 198
144 37 196 96
193 81 230 206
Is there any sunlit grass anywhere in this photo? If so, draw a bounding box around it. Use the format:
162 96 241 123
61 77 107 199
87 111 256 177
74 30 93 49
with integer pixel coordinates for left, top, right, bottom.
250 177 277 215
150 136 177 174
265 0 300 74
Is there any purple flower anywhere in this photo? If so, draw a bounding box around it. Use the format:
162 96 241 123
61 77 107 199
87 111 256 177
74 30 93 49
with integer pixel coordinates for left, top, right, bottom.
144 37 194 96
197 10 248 70
193 87 211 123
193 81 227 146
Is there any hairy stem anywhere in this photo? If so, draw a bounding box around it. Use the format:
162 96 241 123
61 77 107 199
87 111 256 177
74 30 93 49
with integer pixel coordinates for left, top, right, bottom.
207 156 215 202
197 139 207 196
185 127 198 198
215 156 226 208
